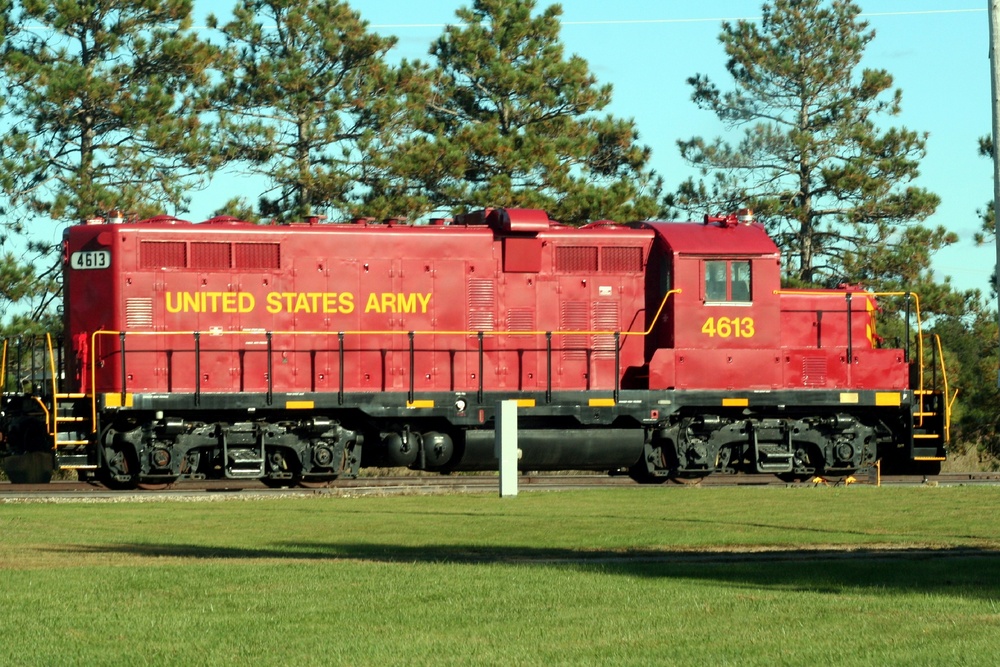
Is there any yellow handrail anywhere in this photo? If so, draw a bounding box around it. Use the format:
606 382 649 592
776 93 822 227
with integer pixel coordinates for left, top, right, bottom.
773 288 929 403
45 334 59 449
87 288 684 429
931 333 953 442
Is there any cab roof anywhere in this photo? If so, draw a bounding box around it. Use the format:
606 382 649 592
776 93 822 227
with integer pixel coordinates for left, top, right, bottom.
633 221 780 257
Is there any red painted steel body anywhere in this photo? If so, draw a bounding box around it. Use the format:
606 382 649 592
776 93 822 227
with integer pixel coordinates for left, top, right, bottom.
63 210 905 397
64 210 653 397
0 206 939 487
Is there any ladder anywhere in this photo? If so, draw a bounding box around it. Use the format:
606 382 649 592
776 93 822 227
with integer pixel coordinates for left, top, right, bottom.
50 392 97 473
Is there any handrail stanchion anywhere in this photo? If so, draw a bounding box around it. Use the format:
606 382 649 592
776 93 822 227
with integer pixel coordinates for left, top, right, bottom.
46 334 59 445
845 292 853 367
904 292 912 363
931 332 938 390
338 332 345 405
265 331 273 406
194 332 201 407
56 336 64 393
546 332 552 404
119 332 127 405
408 331 415 404
477 332 484 404
614 331 620 401
1 339 7 394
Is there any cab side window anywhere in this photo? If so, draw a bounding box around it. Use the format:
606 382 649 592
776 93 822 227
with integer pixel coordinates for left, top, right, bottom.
731 261 751 302
704 259 751 302
705 261 728 301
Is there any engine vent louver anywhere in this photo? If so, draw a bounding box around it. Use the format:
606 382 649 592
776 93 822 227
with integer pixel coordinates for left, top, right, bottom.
802 356 828 386
468 279 495 331
506 309 535 332
125 298 154 328
592 301 620 359
560 301 589 360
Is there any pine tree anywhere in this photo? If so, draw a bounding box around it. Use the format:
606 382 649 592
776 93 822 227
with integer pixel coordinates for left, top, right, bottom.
399 0 660 224
208 0 420 222
1 0 220 222
673 0 945 289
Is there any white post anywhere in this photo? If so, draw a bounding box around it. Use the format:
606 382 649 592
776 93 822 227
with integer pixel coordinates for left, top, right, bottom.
495 400 519 497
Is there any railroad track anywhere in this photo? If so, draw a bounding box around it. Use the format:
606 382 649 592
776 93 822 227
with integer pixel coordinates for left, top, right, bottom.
2 471 1000 500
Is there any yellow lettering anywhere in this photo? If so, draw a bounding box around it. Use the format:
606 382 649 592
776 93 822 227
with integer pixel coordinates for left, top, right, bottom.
340 292 354 314
239 293 255 313
266 292 282 314
701 317 756 338
382 293 397 312
293 292 311 313
363 292 432 314
397 293 416 313
154 290 356 315
323 293 337 313
166 292 182 313
167 291 256 314
307 292 322 312
203 292 221 312
182 292 199 312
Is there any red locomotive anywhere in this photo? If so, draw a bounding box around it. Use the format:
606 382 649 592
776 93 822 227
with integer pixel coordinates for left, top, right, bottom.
0 208 949 486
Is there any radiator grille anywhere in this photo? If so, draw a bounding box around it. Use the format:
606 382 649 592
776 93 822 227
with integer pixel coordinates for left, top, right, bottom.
234 242 280 270
556 246 598 273
140 241 186 269
190 242 231 269
601 246 643 273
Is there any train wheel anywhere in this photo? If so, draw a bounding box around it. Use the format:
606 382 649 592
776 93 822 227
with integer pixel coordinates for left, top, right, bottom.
137 480 177 491
669 473 706 485
298 477 336 489
261 475 336 489
2 451 54 484
99 444 139 490
626 464 668 484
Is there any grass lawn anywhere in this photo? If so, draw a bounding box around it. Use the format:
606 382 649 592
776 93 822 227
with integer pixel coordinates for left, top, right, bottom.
1 485 999 665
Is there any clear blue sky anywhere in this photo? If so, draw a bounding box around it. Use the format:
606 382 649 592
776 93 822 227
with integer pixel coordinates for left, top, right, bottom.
193 1 994 295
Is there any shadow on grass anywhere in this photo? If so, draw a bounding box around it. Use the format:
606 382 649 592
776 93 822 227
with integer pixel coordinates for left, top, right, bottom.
54 542 1000 597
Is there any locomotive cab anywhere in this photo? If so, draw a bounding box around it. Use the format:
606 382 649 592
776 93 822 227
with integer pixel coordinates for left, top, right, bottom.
641 215 782 390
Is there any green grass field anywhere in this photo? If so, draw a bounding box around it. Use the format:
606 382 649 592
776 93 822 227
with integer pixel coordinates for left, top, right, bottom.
1 486 999 666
